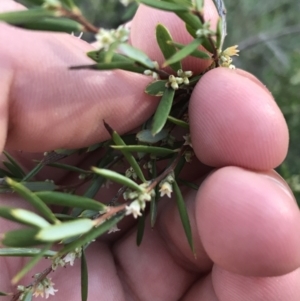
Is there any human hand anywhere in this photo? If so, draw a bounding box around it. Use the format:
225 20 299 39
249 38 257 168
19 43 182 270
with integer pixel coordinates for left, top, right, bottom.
1 0 300 300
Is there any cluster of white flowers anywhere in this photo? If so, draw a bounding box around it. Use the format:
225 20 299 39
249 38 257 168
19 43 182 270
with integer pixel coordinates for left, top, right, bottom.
219 45 239 69
31 276 58 299
95 26 130 51
124 183 155 218
167 69 193 90
143 61 160 79
52 248 82 270
125 167 138 180
159 173 175 198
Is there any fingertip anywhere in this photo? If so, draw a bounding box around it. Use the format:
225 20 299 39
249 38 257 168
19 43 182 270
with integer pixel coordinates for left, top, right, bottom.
189 68 289 170
196 167 300 276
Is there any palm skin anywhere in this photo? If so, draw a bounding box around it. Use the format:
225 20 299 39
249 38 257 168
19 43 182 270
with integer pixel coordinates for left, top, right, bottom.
1 0 300 300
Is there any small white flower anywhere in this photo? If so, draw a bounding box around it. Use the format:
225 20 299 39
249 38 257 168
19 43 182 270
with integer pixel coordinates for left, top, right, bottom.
95 29 116 51
159 182 173 198
120 0 134 6
64 252 76 266
125 200 142 218
33 277 58 299
108 224 120 234
183 133 193 148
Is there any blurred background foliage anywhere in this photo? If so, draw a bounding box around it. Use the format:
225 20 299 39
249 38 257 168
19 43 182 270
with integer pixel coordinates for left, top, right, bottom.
18 0 300 202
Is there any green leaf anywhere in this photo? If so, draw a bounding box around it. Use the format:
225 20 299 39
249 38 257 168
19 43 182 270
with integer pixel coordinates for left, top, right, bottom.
0 207 50 228
3 151 26 178
136 214 146 246
35 219 94 242
118 43 155 69
185 24 214 53
12 243 52 284
106 125 147 183
71 61 145 74
177 178 199 190
5 178 58 224
151 88 175 135
194 0 204 11
21 290 33 301
145 80 168 96
173 181 194 253
216 17 223 50
17 17 83 32
81 251 88 301
0 248 56 257
167 116 190 129
163 38 203 67
91 168 144 192
57 212 125 257
177 11 202 30
156 24 182 72
138 0 189 12
22 181 58 192
22 161 44 181
111 145 177 156
36 191 107 212
0 291 11 296
168 41 211 59
0 8 57 25
1 228 41 247
150 160 158 228
136 129 169 144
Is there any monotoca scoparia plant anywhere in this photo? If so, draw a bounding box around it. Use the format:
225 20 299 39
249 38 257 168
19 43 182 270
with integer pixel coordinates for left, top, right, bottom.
0 0 239 300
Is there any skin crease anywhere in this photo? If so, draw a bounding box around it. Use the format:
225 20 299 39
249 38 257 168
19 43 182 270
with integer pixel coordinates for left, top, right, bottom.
1 0 300 300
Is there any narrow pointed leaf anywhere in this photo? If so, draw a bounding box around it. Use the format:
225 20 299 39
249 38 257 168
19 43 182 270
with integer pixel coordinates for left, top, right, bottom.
12 243 52 284
46 162 90 174
168 41 211 59
0 248 56 257
35 219 94 242
136 129 169 144
22 181 58 192
3 151 26 178
57 212 125 257
136 214 146 246
5 178 58 224
118 43 155 69
0 8 57 25
156 24 181 71
167 116 190 129
71 62 145 74
177 11 202 30
0 207 50 228
0 291 11 296
138 0 189 12
145 80 168 96
163 38 203 67
216 17 223 50
111 145 177 156
1 228 41 247
3 162 24 179
106 125 146 183
152 88 175 135
92 168 144 192
150 161 158 228
17 18 84 32
173 181 194 253
185 24 214 53
36 191 107 212
177 178 199 190
22 161 44 181
21 290 33 301
81 251 88 301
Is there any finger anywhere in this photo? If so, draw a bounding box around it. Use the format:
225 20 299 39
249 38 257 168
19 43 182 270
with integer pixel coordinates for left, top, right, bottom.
0 1 159 152
189 68 289 170
196 167 300 276
212 265 300 301
130 0 219 72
